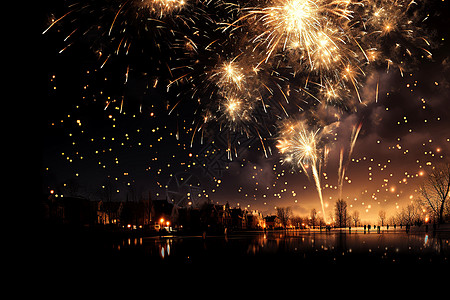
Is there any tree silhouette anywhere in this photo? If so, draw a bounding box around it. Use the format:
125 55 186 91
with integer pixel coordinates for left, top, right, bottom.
419 163 450 225
276 207 292 229
378 210 386 226
351 210 360 227
334 199 348 228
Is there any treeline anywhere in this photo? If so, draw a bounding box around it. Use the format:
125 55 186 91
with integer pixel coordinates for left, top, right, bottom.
278 163 450 228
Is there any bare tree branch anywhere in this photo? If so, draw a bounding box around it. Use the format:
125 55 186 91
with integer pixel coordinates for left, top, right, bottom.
418 163 450 224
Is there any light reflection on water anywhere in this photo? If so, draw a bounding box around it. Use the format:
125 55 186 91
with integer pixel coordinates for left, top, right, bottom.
114 231 450 264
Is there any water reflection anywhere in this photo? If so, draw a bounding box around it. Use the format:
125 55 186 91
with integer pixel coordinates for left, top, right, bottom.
113 231 449 265
159 239 171 259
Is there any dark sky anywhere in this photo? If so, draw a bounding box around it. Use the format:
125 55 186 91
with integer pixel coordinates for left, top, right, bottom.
40 0 450 222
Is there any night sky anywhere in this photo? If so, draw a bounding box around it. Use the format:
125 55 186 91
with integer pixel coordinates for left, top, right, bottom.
39 0 450 223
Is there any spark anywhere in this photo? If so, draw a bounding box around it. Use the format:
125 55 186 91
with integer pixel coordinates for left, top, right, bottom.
42 10 74 35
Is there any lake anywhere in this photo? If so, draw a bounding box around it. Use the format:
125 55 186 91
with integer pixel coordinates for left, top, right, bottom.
37 228 450 284
108 230 449 269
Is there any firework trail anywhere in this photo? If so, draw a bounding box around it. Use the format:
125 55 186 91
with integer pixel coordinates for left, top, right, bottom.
338 147 344 198
338 121 362 199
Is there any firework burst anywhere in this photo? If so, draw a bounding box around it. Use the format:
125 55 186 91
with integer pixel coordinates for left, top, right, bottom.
245 0 355 65
277 122 320 171
356 0 433 75
277 119 330 220
43 0 434 165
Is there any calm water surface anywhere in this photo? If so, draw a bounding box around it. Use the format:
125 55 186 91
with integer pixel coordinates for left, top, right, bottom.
112 231 450 267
